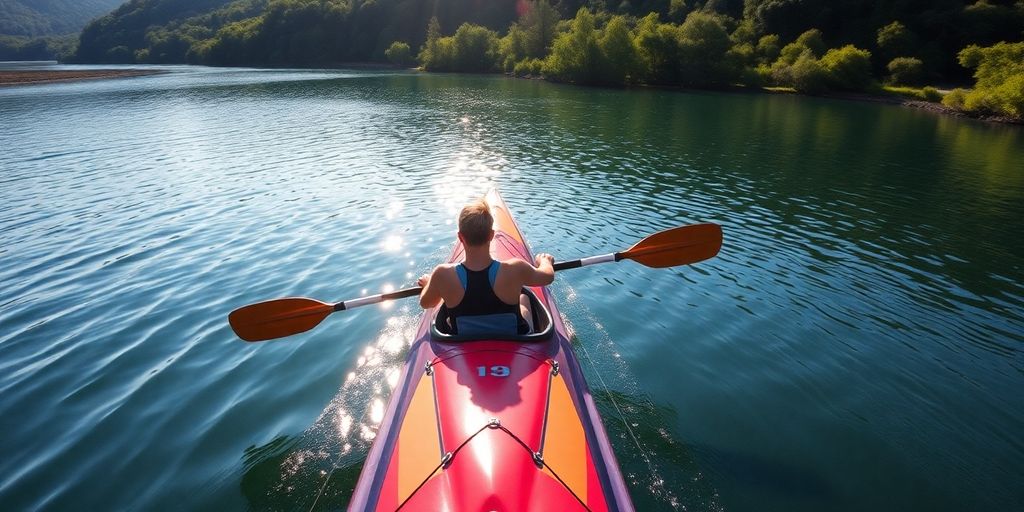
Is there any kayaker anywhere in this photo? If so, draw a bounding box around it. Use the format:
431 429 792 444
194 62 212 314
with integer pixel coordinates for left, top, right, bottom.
418 199 555 335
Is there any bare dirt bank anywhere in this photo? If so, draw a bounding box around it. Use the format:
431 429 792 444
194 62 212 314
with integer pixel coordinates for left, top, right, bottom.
0 70 163 87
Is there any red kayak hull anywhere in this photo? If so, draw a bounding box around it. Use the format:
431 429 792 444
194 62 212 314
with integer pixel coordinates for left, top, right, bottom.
349 190 634 511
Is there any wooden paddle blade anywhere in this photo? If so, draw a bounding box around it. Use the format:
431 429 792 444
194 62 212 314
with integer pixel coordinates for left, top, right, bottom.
228 297 334 342
621 223 723 268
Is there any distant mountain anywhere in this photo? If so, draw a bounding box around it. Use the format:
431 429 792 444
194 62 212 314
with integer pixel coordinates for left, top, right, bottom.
0 0 125 36
71 0 262 63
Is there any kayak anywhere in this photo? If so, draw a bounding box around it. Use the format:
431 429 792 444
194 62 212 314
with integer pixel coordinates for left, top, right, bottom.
348 189 635 511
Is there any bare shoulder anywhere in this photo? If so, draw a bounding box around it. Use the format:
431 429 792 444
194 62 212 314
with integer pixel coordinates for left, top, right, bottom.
502 255 553 287
428 264 460 292
433 263 458 278
500 258 532 273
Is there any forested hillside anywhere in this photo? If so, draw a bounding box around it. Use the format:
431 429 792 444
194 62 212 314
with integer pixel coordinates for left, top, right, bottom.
70 0 266 63
64 0 1024 118
0 0 124 37
69 0 522 64
70 0 1023 77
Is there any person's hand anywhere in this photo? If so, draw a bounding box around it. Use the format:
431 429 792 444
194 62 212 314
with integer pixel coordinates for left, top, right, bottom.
417 273 430 287
534 253 554 267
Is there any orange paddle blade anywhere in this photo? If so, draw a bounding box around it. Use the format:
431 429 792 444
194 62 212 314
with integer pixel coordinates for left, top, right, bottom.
228 297 334 342
621 223 723 268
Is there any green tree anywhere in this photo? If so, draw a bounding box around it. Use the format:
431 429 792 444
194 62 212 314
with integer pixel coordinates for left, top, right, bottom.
542 8 600 82
419 22 499 72
634 12 681 84
426 38 457 70
777 28 825 66
943 42 1024 119
385 41 413 65
960 1 1024 47
498 23 528 71
513 57 544 76
677 10 737 86
0 34 76 61
886 57 925 85
145 28 199 63
876 21 918 62
521 0 560 58
668 0 690 23
731 18 758 46
755 34 781 64
597 15 638 84
426 16 441 44
819 44 872 91
783 50 828 94
195 16 264 66
794 28 825 58
418 17 449 69
451 23 500 72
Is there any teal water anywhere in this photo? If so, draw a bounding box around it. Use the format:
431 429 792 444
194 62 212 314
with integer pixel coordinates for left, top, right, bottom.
0 64 1021 512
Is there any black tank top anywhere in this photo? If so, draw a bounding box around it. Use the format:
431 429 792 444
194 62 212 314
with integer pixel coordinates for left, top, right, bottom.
448 261 530 335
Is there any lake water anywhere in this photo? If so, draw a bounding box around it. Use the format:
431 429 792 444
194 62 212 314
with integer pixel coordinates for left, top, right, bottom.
1 64 1021 512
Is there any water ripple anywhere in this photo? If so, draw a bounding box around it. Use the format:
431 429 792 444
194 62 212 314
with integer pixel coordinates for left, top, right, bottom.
0 65 1021 512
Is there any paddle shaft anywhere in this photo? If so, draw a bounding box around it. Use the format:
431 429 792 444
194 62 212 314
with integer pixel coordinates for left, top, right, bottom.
334 287 422 311
552 253 619 271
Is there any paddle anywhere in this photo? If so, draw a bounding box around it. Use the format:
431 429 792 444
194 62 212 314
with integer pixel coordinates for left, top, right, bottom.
228 223 722 342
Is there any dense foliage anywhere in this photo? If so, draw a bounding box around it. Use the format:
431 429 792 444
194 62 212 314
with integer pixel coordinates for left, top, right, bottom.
385 41 413 66
71 0 520 65
0 35 77 61
419 21 501 72
886 57 926 86
70 0 267 64
63 0 1024 118
943 42 1024 118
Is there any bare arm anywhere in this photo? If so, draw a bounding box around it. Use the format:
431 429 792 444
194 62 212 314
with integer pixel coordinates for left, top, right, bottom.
418 266 445 308
518 253 555 286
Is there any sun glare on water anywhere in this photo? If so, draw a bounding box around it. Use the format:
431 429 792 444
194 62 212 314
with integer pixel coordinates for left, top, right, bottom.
432 155 504 220
381 235 403 252
384 199 403 220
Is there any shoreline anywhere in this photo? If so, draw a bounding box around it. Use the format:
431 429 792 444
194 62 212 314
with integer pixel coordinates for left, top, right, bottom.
766 88 1023 126
505 71 1021 125
0 69 164 87
8 63 1017 125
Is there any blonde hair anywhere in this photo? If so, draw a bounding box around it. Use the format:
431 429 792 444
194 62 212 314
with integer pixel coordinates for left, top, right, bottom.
458 199 493 246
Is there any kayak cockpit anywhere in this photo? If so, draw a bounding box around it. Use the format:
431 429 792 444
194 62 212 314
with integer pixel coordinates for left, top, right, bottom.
430 287 554 342
391 342 604 511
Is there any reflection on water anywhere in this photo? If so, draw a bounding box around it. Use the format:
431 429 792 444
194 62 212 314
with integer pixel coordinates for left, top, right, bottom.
0 65 1021 512
240 312 418 510
560 287 725 512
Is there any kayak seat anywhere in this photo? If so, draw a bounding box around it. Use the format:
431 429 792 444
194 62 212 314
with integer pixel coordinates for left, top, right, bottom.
431 287 553 342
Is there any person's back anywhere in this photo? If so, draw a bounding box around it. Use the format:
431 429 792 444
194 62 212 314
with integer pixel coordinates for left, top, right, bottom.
418 199 554 334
